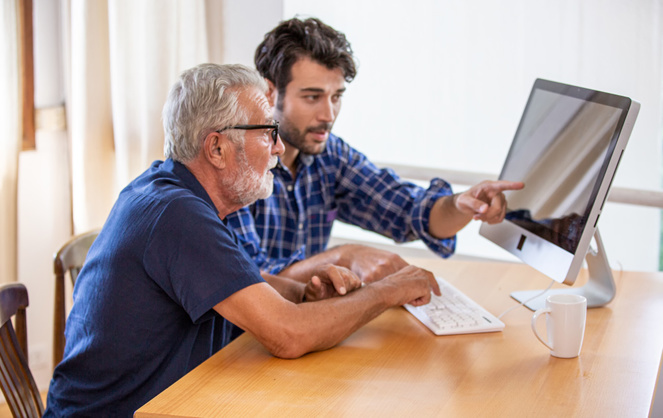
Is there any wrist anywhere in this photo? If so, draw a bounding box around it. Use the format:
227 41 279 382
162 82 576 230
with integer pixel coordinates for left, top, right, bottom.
441 193 460 212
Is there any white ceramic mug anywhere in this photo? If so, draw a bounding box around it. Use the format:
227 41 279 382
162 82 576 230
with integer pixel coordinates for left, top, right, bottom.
531 294 587 358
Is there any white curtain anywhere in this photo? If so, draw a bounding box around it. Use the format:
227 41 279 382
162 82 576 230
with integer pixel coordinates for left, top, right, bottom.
0 0 21 283
63 0 115 234
62 0 220 233
108 0 212 189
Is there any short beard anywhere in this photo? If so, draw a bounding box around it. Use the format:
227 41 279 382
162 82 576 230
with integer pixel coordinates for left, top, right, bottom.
277 116 332 156
223 146 275 206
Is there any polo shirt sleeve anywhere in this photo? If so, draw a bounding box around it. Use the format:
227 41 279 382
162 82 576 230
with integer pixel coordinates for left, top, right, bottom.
143 196 264 323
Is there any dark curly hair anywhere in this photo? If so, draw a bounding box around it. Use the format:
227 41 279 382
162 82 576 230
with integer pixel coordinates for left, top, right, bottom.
255 17 357 98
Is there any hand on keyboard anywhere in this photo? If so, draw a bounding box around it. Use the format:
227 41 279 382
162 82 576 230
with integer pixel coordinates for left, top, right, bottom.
383 265 440 307
404 276 504 336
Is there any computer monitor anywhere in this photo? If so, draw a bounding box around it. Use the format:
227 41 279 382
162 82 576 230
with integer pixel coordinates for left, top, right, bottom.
479 78 640 311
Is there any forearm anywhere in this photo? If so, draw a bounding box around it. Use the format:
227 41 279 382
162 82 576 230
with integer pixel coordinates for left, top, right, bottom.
262 272 305 303
216 266 435 359
292 285 394 352
259 281 399 358
428 180 523 237
279 244 410 284
278 245 354 283
427 194 473 239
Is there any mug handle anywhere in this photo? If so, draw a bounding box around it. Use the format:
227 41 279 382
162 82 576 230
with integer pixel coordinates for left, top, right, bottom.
531 307 553 351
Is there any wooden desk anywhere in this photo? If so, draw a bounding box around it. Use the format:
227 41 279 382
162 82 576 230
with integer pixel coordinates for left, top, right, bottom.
135 258 663 417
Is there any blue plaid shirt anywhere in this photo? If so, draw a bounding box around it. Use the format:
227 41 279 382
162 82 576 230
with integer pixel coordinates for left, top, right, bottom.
225 134 456 274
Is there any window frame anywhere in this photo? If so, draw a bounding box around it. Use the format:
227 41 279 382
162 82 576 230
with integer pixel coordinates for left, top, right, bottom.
19 0 35 151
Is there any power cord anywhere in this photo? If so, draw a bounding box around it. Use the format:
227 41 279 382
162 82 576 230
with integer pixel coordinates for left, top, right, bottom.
497 279 555 320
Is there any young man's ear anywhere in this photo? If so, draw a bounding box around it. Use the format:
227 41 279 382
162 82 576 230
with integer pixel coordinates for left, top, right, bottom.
203 131 229 169
266 79 277 107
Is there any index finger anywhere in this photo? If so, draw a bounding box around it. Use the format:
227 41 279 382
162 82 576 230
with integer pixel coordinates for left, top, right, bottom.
429 274 441 296
484 180 524 194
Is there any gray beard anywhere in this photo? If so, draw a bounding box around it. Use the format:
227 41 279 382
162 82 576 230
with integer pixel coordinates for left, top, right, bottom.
222 150 275 206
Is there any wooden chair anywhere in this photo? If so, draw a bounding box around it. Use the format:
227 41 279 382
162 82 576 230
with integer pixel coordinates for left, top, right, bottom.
52 229 99 368
0 283 44 417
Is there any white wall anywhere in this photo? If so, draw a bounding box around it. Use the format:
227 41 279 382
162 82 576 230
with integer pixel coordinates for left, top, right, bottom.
17 0 71 390
284 0 663 273
18 133 71 388
218 0 283 65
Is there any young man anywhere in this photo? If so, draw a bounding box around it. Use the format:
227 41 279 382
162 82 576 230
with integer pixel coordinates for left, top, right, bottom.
226 17 523 284
44 63 439 416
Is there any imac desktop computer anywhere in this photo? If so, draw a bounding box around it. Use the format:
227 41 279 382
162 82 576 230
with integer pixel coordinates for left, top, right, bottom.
480 78 640 311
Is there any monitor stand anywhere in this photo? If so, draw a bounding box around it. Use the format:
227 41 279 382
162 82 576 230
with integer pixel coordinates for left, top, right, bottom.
510 229 616 311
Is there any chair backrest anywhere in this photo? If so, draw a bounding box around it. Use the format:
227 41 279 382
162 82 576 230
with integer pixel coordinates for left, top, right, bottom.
0 283 44 417
52 229 100 368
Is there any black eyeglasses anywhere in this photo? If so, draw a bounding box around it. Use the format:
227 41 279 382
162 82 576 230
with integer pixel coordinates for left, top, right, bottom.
216 121 279 144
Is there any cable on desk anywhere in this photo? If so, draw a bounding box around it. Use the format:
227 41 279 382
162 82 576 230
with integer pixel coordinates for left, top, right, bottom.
497 279 555 320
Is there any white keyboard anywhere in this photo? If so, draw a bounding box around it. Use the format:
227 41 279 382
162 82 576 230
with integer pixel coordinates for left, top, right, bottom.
404 276 505 335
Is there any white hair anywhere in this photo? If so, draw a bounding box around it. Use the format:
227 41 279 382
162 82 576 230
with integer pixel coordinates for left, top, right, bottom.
162 63 268 163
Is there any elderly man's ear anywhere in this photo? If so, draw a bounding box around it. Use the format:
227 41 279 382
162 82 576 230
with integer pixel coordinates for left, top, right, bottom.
266 79 277 107
203 132 231 169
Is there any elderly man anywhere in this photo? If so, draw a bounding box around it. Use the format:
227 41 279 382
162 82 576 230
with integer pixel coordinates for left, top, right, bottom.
226 18 524 284
44 63 439 417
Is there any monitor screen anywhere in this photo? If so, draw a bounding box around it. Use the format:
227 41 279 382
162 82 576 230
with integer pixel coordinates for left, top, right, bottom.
480 78 639 310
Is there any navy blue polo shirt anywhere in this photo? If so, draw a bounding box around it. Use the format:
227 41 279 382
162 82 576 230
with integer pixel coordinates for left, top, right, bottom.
45 159 264 417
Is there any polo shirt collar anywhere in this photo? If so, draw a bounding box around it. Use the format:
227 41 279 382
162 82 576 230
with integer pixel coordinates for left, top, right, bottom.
165 158 217 212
